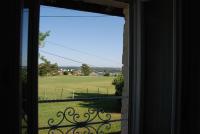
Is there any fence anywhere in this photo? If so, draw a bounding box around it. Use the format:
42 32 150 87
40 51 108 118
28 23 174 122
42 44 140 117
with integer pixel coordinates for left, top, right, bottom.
39 88 112 100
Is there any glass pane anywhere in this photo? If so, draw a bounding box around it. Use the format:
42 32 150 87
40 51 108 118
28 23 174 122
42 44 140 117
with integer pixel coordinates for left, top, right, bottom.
20 8 29 134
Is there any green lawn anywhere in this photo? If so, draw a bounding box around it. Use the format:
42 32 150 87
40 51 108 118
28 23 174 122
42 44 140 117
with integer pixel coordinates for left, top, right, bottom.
39 75 116 100
38 75 121 134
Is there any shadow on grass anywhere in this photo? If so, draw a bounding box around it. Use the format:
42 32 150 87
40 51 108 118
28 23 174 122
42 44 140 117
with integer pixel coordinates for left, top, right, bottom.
74 92 121 113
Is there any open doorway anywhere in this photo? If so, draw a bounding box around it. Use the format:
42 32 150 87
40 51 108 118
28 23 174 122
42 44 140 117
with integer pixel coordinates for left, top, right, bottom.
38 5 128 134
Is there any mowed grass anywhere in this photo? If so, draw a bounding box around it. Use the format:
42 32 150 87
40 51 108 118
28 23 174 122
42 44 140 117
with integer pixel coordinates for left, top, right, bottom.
39 75 116 100
38 75 121 134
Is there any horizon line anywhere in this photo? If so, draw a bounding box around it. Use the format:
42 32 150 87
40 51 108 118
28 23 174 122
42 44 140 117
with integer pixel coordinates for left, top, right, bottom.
58 66 122 68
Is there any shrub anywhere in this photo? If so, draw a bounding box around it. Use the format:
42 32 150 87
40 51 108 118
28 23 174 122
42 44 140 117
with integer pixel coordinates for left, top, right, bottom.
112 74 124 96
63 71 68 75
104 72 110 76
38 57 59 76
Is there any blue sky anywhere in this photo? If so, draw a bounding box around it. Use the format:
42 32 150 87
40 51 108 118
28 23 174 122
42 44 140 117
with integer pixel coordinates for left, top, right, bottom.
39 6 124 68
21 9 29 67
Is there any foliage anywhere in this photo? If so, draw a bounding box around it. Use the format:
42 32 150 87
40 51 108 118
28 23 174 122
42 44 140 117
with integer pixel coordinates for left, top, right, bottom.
39 56 59 76
103 70 110 76
63 71 68 75
112 74 124 96
104 72 110 76
38 31 50 58
81 64 92 76
39 31 50 47
70 70 75 75
20 68 28 100
20 68 27 85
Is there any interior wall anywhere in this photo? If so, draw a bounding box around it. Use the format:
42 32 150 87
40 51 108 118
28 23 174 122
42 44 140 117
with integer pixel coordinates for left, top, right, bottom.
142 0 173 134
180 0 200 133
1 1 22 134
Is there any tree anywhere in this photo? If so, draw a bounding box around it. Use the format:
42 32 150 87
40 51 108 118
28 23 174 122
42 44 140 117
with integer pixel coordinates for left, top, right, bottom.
81 64 91 76
38 56 58 76
39 31 50 47
38 31 58 76
50 63 59 76
112 74 124 96
38 31 50 58
63 71 68 75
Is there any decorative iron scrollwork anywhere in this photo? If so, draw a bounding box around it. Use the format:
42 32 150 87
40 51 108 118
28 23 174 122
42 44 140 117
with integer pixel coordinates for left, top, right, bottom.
47 107 112 134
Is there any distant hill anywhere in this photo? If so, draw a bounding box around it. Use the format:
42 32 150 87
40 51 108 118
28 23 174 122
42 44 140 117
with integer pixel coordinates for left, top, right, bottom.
59 66 122 73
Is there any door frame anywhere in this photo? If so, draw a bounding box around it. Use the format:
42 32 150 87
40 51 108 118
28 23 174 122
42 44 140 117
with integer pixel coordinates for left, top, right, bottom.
26 0 40 134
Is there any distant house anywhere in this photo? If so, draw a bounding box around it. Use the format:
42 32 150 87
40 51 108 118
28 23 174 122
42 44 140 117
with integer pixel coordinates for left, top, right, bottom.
58 69 64 75
90 72 98 76
97 72 104 76
73 70 81 76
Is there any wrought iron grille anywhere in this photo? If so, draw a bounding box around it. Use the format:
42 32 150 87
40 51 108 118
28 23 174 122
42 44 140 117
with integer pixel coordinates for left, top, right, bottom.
38 96 128 134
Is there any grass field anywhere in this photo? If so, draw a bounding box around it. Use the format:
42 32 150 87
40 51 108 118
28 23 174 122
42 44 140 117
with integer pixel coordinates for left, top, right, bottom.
38 75 121 134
